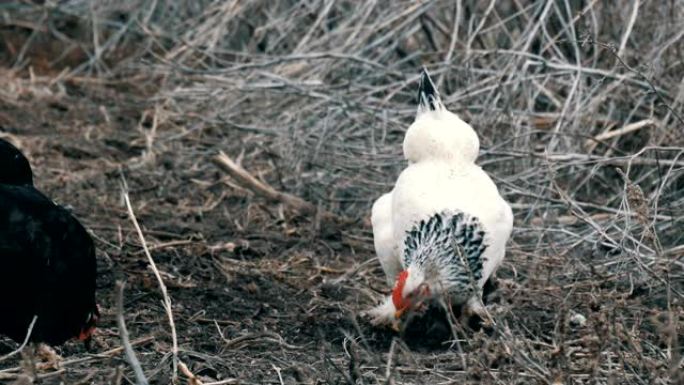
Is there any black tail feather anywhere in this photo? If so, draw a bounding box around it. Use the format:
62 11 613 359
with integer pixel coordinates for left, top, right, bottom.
418 68 440 111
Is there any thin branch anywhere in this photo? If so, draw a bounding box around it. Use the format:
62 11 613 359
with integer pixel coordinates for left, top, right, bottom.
211 151 363 225
121 182 179 382
0 316 37 363
115 281 149 385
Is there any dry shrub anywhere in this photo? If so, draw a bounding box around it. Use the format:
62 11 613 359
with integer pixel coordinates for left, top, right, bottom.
0 1 682 384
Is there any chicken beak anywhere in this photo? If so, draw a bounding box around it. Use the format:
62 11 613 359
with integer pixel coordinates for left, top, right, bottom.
394 307 407 319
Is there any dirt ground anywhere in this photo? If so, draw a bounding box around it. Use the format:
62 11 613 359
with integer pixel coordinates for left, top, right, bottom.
1 2 683 384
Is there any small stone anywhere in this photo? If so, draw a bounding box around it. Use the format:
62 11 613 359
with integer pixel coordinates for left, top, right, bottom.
569 313 587 327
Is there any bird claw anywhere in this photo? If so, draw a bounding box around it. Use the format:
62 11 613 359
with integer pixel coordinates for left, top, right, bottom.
463 299 496 332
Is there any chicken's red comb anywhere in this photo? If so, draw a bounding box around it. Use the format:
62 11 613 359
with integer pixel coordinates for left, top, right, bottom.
392 270 409 310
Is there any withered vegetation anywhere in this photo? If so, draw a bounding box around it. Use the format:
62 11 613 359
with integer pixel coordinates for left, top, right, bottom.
0 1 682 384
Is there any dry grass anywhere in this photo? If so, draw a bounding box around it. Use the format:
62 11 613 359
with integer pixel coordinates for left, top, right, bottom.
0 1 682 384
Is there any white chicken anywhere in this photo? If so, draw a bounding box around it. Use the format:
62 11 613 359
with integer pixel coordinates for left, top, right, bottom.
368 69 513 328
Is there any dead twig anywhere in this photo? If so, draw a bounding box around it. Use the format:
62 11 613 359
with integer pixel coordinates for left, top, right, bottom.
384 339 397 385
212 151 364 225
121 180 179 382
115 281 149 385
217 328 302 351
0 337 155 378
0 316 37 363
585 119 656 151
179 361 204 385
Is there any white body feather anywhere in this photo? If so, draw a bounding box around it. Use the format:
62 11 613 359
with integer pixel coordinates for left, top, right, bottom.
369 79 513 324
371 192 402 286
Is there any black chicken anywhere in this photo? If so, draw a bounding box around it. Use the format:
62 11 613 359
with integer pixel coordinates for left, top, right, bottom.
0 137 33 186
0 138 98 346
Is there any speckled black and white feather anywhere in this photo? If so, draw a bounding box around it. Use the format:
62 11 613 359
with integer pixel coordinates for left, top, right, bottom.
403 212 487 302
